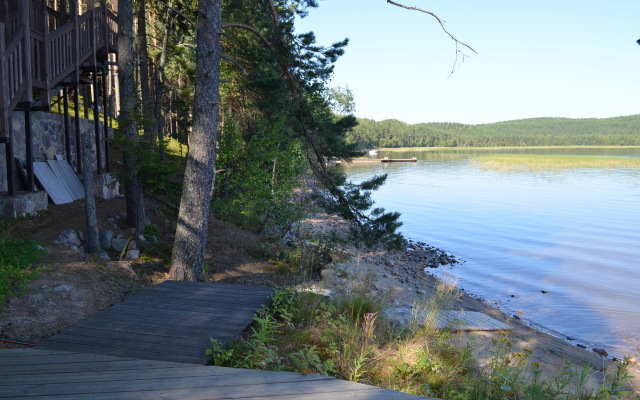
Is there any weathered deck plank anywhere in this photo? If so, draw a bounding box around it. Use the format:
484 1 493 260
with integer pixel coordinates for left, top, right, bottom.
37 281 274 365
2 282 436 399
0 349 430 399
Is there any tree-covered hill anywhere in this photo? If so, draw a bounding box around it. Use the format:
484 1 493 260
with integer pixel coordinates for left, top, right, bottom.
347 115 640 148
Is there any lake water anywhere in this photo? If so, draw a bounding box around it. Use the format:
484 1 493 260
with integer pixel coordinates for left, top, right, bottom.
339 147 640 359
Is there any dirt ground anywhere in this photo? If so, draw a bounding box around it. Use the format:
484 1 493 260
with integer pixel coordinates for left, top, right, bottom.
0 196 282 346
1 196 639 396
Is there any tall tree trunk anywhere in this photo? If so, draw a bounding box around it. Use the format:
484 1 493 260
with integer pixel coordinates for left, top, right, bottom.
135 0 155 143
153 18 170 151
118 0 147 233
168 0 221 281
80 110 100 254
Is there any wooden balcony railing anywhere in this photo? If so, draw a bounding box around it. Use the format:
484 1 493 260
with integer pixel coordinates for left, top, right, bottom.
1 1 118 139
4 24 26 113
1 1 118 196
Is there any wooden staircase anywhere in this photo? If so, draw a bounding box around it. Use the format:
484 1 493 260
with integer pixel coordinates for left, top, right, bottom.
0 0 117 196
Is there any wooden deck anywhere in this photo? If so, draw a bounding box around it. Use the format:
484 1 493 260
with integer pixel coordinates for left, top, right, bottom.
1 281 433 399
38 281 275 365
0 348 430 399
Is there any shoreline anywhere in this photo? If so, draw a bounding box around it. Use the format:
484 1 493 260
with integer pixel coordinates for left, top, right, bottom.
298 211 640 394
355 245 640 393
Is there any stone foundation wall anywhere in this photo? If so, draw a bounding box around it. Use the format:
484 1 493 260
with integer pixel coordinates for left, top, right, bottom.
0 111 113 193
0 191 48 218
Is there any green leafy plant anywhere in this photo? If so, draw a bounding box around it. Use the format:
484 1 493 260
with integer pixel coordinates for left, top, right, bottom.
207 286 634 399
289 345 335 375
0 222 45 309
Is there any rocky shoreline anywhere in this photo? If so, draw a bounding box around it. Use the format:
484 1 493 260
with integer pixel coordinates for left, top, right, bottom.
296 210 640 395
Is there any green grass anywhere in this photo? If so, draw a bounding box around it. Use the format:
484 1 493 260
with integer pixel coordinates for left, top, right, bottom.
0 221 45 309
473 154 640 172
206 284 635 399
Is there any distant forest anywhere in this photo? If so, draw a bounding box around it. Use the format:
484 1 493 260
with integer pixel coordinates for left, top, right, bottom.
347 115 640 148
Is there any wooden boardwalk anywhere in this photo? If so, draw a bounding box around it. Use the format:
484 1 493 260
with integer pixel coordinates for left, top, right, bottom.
38 281 275 365
0 348 430 399
1 281 432 399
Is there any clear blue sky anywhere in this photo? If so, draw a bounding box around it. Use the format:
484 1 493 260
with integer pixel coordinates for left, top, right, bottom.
295 1 640 125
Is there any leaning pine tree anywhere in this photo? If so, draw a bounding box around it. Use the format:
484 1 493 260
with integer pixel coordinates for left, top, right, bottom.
168 0 221 281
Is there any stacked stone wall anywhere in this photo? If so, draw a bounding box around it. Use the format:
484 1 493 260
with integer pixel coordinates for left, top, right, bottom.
0 111 112 193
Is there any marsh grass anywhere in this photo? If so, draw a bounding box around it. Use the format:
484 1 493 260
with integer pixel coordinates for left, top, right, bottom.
379 145 640 152
473 154 640 172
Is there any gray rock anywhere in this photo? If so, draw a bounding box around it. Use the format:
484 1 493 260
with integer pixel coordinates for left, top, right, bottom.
99 231 114 250
111 238 130 252
320 268 334 279
54 285 70 292
98 251 111 261
126 249 140 260
382 307 414 327
69 245 80 252
593 348 609 357
76 230 85 242
60 228 82 246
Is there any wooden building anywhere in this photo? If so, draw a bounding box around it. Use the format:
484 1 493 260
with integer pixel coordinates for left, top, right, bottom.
0 0 118 212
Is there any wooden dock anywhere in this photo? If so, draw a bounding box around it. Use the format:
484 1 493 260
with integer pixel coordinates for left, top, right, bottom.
1 281 433 399
381 157 418 163
335 157 418 165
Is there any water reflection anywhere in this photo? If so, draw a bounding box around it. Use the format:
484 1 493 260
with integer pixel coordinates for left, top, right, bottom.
339 147 640 358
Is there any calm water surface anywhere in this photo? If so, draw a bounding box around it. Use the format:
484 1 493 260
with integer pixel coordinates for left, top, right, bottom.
339 147 640 358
